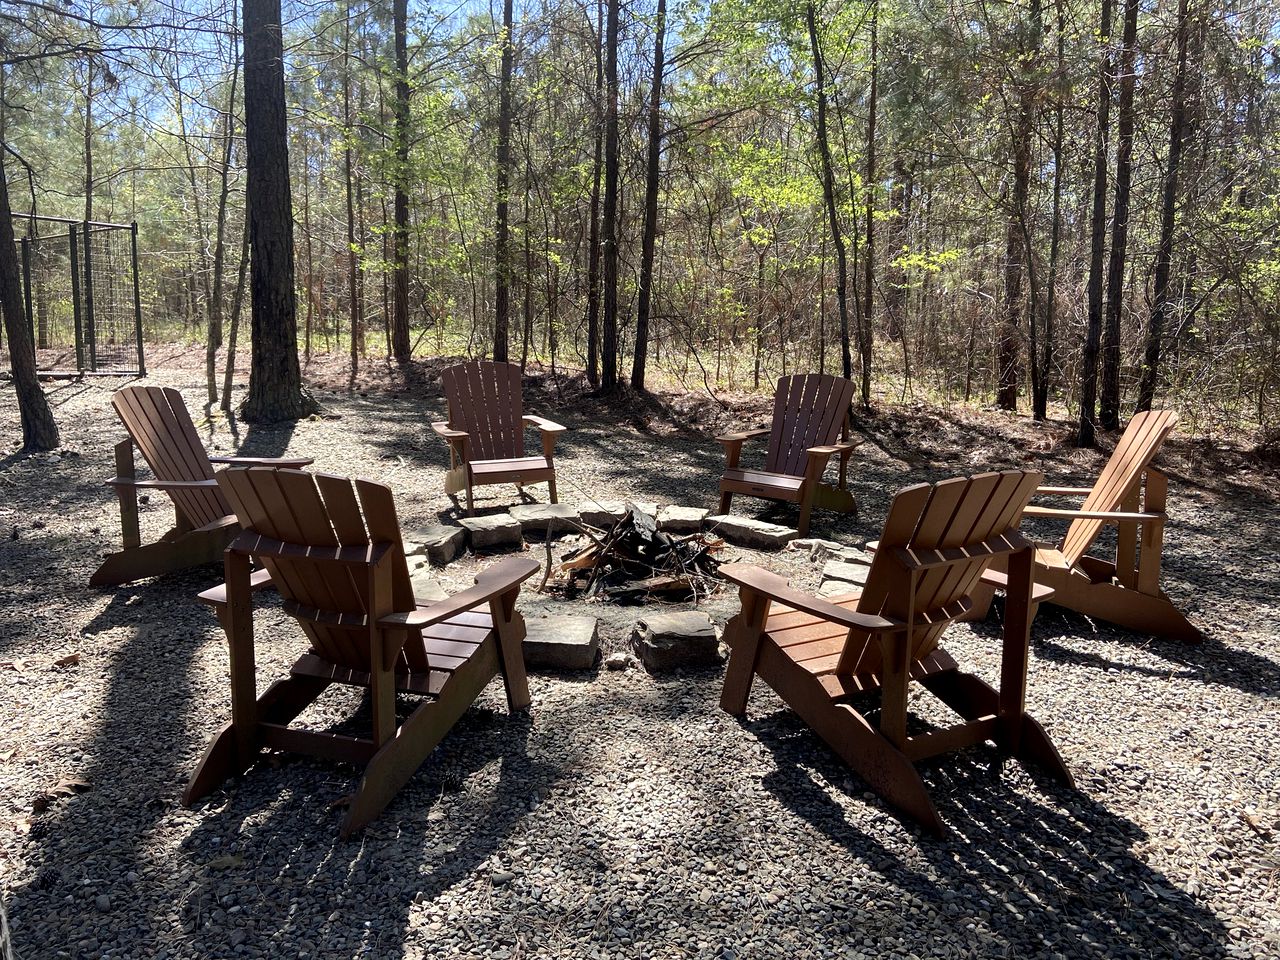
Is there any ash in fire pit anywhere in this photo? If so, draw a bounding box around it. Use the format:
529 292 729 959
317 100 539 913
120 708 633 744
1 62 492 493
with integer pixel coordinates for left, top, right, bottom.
554 504 724 603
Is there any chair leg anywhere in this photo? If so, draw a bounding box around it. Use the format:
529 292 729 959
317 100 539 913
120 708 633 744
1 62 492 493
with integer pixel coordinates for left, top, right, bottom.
719 593 768 715
465 480 475 517
492 592 531 711
341 641 499 837
548 474 558 504
718 490 733 516
796 487 815 538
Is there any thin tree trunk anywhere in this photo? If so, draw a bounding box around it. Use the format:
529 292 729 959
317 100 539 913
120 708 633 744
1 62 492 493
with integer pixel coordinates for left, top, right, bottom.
999 0 1040 412
207 32 241 407
221 212 251 413
1077 0 1114 446
241 0 315 421
600 0 620 389
806 1 853 383
1099 0 1140 430
584 0 604 385
1034 0 1066 421
0 148 59 450
494 0 514 362
631 0 666 392
391 0 411 359
859 0 878 408
343 9 360 378
1137 0 1190 412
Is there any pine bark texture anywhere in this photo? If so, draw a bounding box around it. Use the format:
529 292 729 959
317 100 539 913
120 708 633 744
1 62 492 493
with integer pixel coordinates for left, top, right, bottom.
493 0 514 363
1099 0 1140 430
240 0 315 421
806 2 853 384
631 0 666 392
1077 0 1114 447
0 152 59 450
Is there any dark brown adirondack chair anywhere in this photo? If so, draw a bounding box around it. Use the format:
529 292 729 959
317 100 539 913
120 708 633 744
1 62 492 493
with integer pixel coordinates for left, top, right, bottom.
719 471 1072 834
184 466 539 837
91 385 312 587
716 373 862 536
432 360 566 515
970 410 1198 643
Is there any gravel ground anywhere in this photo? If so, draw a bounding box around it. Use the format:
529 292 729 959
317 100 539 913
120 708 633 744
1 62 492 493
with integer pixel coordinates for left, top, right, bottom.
1 357 1278 960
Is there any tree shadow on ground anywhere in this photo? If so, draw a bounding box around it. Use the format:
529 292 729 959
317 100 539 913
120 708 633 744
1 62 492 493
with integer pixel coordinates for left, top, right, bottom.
747 709 1231 959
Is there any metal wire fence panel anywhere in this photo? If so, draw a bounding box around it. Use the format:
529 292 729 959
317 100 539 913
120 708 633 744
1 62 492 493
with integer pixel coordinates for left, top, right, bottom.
1 215 144 375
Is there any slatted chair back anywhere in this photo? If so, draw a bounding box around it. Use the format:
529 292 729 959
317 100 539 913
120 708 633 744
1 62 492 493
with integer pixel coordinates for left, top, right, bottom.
762 374 858 478
838 471 1042 676
216 468 418 673
1059 410 1177 566
441 361 526 462
112 385 231 528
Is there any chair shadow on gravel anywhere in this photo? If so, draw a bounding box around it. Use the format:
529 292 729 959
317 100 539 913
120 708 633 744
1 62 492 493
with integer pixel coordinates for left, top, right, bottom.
747 711 1231 959
1022 603 1280 700
169 701 562 958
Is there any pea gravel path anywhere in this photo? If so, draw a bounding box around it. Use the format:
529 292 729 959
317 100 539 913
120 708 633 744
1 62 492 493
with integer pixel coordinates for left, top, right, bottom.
1 360 1277 960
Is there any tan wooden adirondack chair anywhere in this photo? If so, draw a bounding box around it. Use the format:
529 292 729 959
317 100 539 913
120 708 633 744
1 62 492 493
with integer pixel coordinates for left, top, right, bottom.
432 360 566 515
719 471 1072 834
716 373 862 536
184 466 539 837
970 409 1198 643
91 385 312 587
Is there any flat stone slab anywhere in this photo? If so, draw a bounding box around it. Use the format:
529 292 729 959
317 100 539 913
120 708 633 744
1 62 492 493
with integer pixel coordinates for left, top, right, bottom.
705 515 798 550
821 558 871 587
409 571 449 602
459 513 523 550
522 614 599 670
579 500 658 529
818 579 862 600
405 524 466 566
657 505 709 534
788 538 867 563
631 611 721 672
510 502 579 534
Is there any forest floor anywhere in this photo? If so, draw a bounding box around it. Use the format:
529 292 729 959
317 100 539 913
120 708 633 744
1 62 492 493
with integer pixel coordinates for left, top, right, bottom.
1 352 1278 960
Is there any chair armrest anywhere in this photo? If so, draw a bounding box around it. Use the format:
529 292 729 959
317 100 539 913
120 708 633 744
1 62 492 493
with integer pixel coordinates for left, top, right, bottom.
431 422 469 441
1021 505 1164 522
978 567 1056 603
379 557 540 630
197 567 274 609
523 415 566 434
1035 486 1093 497
720 562 901 633
807 445 842 457
209 456 314 468
716 428 769 445
106 477 219 490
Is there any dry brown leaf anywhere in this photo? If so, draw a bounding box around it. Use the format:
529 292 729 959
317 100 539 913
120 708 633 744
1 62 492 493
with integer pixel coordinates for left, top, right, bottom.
0 748 17 762
53 653 80 669
32 777 91 814
206 853 244 871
